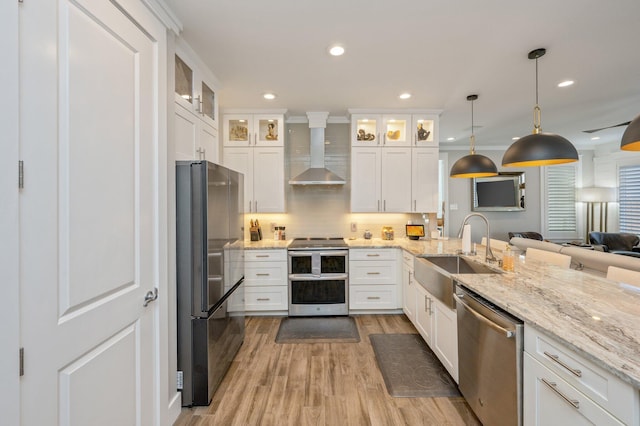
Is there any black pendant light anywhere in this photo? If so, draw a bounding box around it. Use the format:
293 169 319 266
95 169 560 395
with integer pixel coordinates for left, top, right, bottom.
621 113 640 151
502 48 579 167
450 95 498 178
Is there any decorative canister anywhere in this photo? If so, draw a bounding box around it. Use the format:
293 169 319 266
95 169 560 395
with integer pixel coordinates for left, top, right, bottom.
381 226 394 240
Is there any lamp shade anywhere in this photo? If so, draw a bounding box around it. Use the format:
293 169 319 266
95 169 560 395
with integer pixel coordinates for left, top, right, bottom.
621 113 640 151
502 132 579 167
576 187 617 203
450 154 498 178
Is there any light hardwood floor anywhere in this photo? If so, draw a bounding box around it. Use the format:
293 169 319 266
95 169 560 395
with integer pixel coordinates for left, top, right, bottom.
174 315 481 426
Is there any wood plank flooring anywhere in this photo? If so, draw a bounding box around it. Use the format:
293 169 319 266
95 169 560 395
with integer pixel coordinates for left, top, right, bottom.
174 315 481 426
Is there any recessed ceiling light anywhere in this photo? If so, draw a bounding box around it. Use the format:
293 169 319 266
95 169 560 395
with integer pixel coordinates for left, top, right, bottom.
328 45 345 56
446 137 455 141
263 93 276 100
591 136 600 140
399 93 411 100
558 80 574 88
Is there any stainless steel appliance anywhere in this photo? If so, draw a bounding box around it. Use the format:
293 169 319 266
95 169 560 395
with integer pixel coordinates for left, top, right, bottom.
287 238 349 316
176 161 245 406
454 284 524 426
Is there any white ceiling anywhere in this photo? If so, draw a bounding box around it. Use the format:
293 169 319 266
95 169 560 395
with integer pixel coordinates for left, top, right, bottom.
165 0 640 150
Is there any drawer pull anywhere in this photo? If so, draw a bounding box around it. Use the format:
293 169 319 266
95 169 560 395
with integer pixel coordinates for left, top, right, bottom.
256 273 270 276
256 298 271 301
366 254 380 257
255 255 270 258
541 378 580 409
367 296 381 300
543 351 582 377
367 272 381 275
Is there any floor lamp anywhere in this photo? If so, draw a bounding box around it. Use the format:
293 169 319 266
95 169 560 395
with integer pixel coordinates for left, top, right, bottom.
577 187 617 242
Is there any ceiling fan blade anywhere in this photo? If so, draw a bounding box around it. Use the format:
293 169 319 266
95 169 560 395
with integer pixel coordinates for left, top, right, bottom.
582 121 631 133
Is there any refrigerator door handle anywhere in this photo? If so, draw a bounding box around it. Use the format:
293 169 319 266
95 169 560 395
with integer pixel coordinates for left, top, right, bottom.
143 287 158 307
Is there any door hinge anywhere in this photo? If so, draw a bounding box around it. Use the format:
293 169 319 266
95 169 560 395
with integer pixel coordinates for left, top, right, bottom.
19 348 24 376
18 161 24 189
176 371 183 390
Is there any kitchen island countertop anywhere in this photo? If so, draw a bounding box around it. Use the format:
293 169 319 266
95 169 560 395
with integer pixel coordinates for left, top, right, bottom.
245 237 640 388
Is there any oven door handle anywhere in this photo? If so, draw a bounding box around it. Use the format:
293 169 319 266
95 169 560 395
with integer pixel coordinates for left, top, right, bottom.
287 250 349 257
289 274 349 281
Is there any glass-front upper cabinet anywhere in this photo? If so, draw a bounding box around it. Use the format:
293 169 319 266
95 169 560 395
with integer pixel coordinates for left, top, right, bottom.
200 82 216 124
383 115 411 146
174 54 218 129
223 114 284 147
351 114 382 147
175 55 193 105
412 114 438 147
351 114 411 146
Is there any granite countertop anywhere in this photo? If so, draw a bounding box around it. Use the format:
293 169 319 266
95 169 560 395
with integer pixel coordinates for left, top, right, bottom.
245 237 640 388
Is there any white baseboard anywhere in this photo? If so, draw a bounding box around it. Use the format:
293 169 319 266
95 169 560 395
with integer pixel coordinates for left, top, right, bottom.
167 391 182 425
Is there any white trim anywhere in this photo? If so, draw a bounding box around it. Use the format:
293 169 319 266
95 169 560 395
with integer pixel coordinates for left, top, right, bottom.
347 108 443 116
0 1 21 423
140 0 182 34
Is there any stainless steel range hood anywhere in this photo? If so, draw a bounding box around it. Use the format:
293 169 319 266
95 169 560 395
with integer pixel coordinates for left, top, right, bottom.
289 112 346 185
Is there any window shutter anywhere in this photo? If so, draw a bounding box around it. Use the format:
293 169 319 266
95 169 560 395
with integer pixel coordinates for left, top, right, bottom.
544 165 578 240
619 165 640 234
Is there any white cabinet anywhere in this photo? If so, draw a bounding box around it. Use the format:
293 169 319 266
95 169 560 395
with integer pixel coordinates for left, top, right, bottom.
174 43 220 162
412 148 439 212
412 282 458 383
401 250 416 322
223 112 286 213
350 147 412 212
351 146 438 213
349 248 401 311
523 326 639 425
243 249 288 312
350 111 440 213
350 112 439 147
224 147 284 213
414 283 433 344
223 113 285 147
175 103 218 162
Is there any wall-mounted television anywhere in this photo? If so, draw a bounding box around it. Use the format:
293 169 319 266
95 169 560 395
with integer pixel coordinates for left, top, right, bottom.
472 172 525 212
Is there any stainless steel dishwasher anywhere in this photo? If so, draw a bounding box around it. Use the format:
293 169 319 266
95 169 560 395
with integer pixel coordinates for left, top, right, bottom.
454 284 524 426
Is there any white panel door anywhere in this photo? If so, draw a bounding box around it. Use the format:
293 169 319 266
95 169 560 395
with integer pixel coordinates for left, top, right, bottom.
175 103 199 160
412 148 439 212
351 148 381 212
20 0 162 424
223 148 254 212
381 148 412 212
253 147 285 212
200 121 219 163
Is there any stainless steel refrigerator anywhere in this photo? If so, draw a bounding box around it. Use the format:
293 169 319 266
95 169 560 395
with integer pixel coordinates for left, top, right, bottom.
176 160 245 406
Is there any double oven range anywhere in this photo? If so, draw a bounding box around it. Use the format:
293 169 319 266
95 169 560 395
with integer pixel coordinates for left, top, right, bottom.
287 238 349 316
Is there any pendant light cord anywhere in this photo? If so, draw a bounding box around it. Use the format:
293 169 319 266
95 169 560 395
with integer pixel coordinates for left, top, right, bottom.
533 56 542 134
470 98 476 154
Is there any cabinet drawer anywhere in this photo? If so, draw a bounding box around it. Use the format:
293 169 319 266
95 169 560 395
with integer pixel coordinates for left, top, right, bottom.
245 263 287 285
244 286 287 311
349 285 398 310
524 353 624 426
402 250 414 268
525 326 637 425
245 249 287 262
349 248 398 261
349 261 397 285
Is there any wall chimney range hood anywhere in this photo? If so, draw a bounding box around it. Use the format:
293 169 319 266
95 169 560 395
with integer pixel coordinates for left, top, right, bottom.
289 112 346 185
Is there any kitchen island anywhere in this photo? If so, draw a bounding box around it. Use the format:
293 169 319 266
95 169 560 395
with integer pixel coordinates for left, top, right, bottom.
246 237 640 389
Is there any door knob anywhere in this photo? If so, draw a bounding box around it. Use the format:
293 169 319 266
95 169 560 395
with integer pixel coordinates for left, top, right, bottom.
143 287 158 307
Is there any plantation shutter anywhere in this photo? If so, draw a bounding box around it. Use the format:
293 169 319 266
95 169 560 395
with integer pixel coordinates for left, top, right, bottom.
546 165 577 232
619 165 640 234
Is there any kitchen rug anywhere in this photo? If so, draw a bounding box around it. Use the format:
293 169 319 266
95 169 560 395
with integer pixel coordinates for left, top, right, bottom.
275 316 360 343
369 333 461 398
